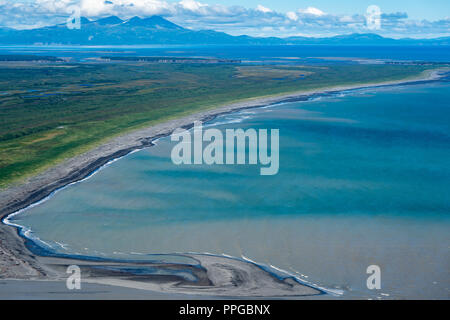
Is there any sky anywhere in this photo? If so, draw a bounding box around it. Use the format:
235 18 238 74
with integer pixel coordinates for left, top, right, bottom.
0 0 449 38
194 0 449 21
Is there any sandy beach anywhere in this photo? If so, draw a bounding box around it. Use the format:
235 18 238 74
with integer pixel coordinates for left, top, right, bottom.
0 67 447 298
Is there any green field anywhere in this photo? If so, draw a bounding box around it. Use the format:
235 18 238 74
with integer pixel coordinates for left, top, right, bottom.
0 62 433 187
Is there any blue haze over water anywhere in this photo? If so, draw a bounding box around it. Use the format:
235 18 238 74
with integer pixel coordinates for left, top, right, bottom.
9 79 450 299
1 45 450 63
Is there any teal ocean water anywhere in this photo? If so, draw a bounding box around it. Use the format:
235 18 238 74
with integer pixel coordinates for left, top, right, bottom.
8 81 450 299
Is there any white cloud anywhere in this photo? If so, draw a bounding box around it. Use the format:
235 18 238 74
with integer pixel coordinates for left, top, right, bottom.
298 7 325 16
179 0 207 13
256 5 272 14
286 11 298 21
340 15 354 23
80 0 111 16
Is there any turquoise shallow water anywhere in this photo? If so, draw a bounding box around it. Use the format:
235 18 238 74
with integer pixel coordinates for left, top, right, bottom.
9 81 450 299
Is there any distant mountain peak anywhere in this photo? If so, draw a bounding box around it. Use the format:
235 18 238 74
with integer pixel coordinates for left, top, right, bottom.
94 16 123 25
333 33 386 39
124 15 184 30
353 33 385 39
80 17 91 24
126 16 143 26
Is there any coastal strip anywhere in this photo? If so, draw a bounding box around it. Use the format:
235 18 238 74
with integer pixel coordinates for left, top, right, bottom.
0 68 448 293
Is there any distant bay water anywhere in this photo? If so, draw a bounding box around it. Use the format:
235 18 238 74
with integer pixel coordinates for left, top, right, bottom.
8 79 450 299
1 45 450 63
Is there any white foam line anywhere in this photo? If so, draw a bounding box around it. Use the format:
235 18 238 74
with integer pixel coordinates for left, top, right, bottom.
202 88 367 129
241 254 258 264
55 241 69 250
269 264 290 274
204 116 251 127
243 254 344 297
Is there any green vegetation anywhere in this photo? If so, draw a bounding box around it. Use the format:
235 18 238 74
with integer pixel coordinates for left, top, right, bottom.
102 56 240 63
0 62 432 187
0 54 63 62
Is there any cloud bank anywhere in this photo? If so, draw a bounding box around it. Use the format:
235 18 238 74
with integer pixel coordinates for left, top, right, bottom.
0 0 448 38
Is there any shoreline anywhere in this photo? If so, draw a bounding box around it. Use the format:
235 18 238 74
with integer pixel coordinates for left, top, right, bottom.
0 67 448 297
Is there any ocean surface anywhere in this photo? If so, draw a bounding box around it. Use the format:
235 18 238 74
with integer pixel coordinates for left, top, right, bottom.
7 79 450 299
2 44 450 64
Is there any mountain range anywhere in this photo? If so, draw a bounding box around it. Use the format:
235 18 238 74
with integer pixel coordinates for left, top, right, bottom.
0 15 448 46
